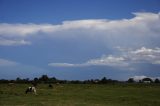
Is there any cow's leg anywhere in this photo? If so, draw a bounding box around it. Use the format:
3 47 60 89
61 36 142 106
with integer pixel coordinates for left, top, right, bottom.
34 89 37 95
25 88 29 94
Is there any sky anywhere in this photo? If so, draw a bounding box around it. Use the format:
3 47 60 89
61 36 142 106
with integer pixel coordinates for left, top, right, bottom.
0 0 160 80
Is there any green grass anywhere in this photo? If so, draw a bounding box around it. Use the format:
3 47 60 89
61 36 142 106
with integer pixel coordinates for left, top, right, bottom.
0 83 160 106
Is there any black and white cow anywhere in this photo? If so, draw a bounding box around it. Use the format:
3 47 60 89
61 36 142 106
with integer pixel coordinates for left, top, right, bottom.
25 86 37 94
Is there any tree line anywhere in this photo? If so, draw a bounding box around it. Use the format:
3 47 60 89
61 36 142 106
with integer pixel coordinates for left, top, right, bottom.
127 77 160 83
0 75 159 84
0 75 118 84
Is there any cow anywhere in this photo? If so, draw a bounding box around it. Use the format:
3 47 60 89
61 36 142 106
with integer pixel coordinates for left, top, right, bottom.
25 86 37 95
49 84 53 88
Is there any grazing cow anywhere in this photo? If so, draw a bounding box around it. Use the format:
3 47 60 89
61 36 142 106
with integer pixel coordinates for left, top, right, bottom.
25 86 37 95
49 84 53 88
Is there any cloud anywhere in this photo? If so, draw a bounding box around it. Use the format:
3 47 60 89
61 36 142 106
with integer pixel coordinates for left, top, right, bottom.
85 55 128 67
0 12 160 46
48 55 129 68
0 38 31 46
48 63 76 67
48 47 160 69
127 47 160 64
0 12 159 36
113 47 160 65
0 23 55 37
48 55 128 67
0 58 19 66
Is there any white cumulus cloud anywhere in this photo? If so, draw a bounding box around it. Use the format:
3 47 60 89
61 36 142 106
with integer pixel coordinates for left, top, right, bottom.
128 47 160 64
0 12 160 46
48 47 160 69
85 55 128 67
48 55 129 68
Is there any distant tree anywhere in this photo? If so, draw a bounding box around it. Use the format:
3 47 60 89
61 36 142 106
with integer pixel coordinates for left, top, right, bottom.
142 78 153 82
154 78 160 83
0 79 9 83
139 80 142 83
51 77 57 81
16 77 21 81
25 78 29 82
70 80 82 84
16 77 22 83
127 78 135 83
34 77 38 82
49 77 57 83
39 75 49 83
100 77 107 84
22 78 30 83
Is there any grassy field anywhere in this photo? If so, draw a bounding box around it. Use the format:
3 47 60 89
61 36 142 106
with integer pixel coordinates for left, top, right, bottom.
0 83 160 106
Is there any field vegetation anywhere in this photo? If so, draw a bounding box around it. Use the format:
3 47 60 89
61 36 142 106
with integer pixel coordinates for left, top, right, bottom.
0 83 160 106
